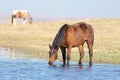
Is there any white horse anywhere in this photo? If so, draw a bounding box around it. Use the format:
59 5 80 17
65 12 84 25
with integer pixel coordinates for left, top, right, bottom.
11 10 32 25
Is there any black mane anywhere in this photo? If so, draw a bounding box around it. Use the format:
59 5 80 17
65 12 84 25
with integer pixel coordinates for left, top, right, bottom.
52 24 68 49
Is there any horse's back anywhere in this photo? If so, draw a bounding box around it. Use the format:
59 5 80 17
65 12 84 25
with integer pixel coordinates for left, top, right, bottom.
69 22 94 37
63 22 94 46
12 10 28 15
73 22 93 32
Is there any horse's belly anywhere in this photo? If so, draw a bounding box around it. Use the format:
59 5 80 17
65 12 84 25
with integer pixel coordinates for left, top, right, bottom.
61 39 84 47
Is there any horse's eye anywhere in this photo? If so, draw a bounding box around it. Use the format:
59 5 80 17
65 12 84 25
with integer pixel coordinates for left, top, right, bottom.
51 50 54 53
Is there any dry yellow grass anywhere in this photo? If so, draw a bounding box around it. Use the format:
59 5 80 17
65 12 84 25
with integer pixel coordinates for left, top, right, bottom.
0 18 120 64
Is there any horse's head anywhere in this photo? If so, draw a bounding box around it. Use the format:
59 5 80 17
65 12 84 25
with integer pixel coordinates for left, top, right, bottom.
48 45 58 65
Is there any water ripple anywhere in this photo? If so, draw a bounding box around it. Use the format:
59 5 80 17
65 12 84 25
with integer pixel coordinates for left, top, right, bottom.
0 59 119 80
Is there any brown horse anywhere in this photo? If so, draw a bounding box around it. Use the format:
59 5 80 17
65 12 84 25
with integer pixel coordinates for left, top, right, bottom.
11 10 32 25
48 22 94 67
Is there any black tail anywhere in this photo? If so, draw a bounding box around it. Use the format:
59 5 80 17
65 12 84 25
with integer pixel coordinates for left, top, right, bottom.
52 24 68 49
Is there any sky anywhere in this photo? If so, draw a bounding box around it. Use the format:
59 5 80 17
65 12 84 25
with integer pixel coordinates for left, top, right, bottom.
0 0 120 18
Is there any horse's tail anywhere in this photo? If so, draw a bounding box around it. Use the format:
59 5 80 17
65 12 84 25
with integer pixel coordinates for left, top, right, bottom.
89 24 94 45
92 27 94 45
52 24 68 49
11 14 14 24
27 12 32 24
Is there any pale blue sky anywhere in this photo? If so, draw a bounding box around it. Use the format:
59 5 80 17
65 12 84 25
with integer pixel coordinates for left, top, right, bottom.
0 0 120 18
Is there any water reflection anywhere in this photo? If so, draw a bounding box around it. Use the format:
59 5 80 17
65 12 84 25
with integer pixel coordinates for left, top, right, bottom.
78 64 92 69
0 47 10 59
10 48 16 59
0 47 120 80
0 47 30 59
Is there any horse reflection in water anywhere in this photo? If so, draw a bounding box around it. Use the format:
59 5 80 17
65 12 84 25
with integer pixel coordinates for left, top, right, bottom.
11 10 32 25
48 22 94 67
10 48 16 59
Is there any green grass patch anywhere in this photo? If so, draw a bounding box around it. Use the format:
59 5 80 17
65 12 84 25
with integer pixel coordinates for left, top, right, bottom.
0 18 120 64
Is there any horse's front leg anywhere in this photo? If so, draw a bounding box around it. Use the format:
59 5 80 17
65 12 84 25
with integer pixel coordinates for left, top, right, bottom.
23 18 26 24
67 46 72 67
60 47 66 67
13 18 17 25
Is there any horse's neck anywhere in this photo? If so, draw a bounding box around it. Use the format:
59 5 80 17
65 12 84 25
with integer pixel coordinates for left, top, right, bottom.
52 24 68 49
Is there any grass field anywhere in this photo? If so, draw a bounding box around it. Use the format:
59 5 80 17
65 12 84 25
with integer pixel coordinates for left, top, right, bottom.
0 18 120 64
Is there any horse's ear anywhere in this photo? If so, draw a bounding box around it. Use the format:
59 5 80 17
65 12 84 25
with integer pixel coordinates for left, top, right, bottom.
49 44 52 49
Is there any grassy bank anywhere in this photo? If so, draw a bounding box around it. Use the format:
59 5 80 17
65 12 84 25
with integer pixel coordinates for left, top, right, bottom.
0 18 120 64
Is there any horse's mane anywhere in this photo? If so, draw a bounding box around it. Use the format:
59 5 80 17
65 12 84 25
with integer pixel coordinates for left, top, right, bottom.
52 24 68 49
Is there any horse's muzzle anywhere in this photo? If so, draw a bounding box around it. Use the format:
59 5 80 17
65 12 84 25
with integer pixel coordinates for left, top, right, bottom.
48 61 56 67
48 61 52 65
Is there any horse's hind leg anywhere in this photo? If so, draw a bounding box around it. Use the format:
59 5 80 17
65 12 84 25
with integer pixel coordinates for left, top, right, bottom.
86 41 93 66
78 45 84 65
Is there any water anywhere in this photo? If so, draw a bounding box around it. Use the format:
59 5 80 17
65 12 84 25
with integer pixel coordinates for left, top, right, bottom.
0 48 120 80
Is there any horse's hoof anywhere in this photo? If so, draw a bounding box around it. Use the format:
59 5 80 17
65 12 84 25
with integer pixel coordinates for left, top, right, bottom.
78 62 82 65
62 64 65 67
89 62 92 66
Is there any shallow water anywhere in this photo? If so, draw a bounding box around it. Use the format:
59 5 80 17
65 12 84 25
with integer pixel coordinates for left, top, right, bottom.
0 47 120 80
